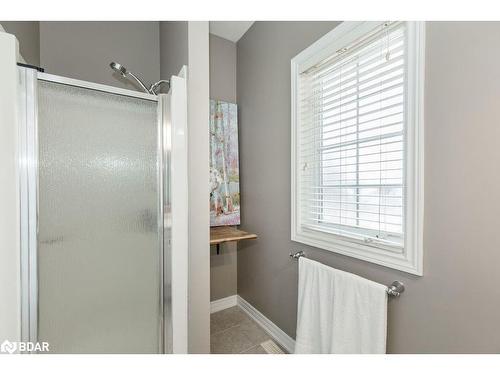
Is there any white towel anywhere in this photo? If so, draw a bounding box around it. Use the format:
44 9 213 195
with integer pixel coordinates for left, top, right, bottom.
294 257 388 354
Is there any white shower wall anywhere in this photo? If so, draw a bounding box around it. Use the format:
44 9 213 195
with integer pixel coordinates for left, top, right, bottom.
0 32 21 345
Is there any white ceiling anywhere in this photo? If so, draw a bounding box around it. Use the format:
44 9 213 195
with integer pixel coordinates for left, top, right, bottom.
209 21 254 43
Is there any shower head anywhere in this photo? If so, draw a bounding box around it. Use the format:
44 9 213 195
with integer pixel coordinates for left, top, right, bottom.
109 62 127 77
109 61 150 94
109 61 169 95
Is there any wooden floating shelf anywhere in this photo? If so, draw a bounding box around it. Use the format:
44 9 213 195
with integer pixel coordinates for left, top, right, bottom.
210 226 258 246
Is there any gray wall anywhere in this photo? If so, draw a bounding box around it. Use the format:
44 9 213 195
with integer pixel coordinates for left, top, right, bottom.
209 34 237 103
209 34 238 302
40 22 160 90
2 21 187 91
237 21 500 354
0 21 40 66
210 243 237 301
160 21 188 80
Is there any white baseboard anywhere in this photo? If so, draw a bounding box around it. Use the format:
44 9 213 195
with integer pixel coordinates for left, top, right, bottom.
237 296 295 354
210 295 238 313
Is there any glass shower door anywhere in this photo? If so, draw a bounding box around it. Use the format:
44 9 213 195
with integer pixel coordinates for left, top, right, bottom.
35 79 163 353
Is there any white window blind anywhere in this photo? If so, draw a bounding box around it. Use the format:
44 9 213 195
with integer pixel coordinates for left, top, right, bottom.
298 22 407 249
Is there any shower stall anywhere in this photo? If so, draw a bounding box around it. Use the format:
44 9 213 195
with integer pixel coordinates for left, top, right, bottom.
16 65 188 354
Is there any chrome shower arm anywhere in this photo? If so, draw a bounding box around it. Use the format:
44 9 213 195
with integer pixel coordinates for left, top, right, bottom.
149 80 170 94
126 71 151 94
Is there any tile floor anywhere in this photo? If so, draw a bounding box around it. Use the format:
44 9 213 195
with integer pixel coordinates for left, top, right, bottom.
210 306 284 354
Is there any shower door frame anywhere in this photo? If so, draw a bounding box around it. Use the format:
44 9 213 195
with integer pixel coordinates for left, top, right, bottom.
18 66 171 353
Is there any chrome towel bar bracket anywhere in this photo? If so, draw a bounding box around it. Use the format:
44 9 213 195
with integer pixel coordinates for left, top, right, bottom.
289 250 405 297
289 250 305 260
386 281 405 297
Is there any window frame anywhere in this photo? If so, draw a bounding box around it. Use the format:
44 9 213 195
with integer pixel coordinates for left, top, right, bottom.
291 21 425 275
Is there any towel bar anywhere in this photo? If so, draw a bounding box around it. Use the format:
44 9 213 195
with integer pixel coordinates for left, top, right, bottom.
289 250 405 297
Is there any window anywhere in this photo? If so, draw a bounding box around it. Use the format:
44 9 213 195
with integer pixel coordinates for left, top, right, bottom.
291 21 424 275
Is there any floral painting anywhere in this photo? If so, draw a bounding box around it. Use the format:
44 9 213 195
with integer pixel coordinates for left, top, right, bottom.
210 100 240 226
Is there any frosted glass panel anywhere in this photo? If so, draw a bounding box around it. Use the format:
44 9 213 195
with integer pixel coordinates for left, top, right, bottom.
37 81 160 353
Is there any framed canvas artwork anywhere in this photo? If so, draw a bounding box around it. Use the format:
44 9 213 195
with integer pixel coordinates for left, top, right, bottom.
210 100 241 226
